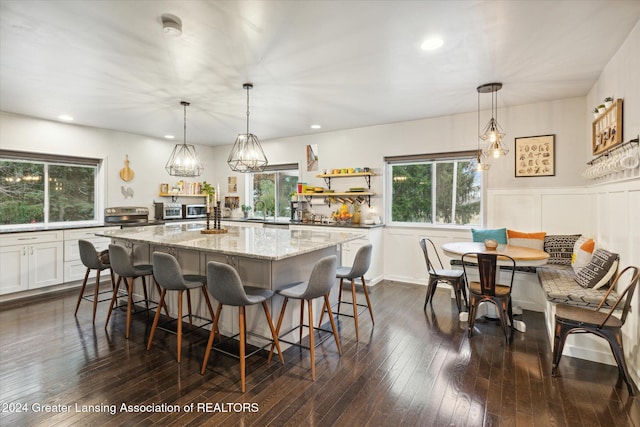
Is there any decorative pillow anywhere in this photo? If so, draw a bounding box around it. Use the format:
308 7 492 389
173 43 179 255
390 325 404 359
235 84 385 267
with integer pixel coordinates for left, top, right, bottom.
544 234 581 265
572 236 595 274
575 249 619 289
507 229 546 251
471 228 507 244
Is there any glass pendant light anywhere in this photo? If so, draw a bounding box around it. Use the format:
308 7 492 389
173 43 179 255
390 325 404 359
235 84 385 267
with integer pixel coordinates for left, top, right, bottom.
227 83 268 172
165 101 204 177
477 83 509 159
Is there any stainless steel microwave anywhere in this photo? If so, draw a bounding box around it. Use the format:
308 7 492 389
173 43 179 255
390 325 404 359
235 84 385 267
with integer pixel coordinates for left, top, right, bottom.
154 202 182 220
183 204 207 219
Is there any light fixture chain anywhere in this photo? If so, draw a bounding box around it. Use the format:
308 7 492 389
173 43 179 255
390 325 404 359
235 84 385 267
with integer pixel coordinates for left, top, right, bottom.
246 86 250 135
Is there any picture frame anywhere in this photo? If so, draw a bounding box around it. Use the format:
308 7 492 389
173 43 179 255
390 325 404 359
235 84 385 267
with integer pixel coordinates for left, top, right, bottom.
514 134 555 177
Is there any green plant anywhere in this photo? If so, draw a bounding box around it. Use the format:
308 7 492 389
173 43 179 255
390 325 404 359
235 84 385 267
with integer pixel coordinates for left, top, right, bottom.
592 107 599 113
202 181 215 199
604 96 613 102
598 104 605 109
241 204 252 212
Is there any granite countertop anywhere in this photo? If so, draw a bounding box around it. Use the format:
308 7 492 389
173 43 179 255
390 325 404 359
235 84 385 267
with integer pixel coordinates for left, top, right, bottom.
220 217 385 229
96 223 364 261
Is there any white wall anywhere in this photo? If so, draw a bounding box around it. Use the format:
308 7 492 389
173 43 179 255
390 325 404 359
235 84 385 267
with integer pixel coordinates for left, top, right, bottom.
0 112 222 216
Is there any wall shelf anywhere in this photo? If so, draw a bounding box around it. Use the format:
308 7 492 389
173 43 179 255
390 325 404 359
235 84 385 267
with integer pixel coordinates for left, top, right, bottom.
159 193 207 197
304 172 376 207
316 172 375 189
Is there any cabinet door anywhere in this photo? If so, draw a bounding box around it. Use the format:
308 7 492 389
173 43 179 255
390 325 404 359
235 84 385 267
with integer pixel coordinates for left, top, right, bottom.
0 245 29 295
29 241 64 289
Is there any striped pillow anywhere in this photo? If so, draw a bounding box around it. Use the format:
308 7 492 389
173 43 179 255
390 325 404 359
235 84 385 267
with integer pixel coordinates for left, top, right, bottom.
507 229 546 251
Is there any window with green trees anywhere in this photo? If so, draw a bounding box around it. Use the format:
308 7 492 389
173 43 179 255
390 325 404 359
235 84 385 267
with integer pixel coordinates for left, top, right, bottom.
250 165 298 220
0 155 98 226
388 155 481 226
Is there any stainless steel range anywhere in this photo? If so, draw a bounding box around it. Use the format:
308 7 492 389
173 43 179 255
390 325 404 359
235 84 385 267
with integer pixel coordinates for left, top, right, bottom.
104 206 149 225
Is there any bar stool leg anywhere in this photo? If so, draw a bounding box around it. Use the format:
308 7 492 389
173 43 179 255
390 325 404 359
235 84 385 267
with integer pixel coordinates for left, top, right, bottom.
105 274 123 329
92 270 101 324
147 289 166 351
325 293 342 355
201 303 223 375
186 289 193 329
262 301 284 364
239 305 246 392
125 277 134 339
362 276 374 325
74 268 90 316
351 278 359 340
307 299 316 381
268 298 288 363
177 290 183 363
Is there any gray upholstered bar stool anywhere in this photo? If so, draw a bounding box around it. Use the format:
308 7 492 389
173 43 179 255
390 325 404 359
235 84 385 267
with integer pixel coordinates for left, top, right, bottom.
147 252 216 363
320 244 373 341
201 261 284 393
74 239 117 324
269 255 342 381
105 244 167 339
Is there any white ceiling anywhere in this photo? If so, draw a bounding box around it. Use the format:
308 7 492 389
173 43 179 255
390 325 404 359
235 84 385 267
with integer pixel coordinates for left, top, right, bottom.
1 1 639 146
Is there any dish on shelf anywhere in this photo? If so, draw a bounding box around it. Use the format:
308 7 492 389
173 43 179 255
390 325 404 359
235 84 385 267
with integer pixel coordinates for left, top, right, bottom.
349 187 365 192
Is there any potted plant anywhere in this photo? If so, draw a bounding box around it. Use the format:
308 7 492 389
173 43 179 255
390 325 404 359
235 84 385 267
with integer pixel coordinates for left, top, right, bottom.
202 181 215 205
241 204 252 219
592 107 600 118
290 191 298 202
597 104 606 114
604 97 614 108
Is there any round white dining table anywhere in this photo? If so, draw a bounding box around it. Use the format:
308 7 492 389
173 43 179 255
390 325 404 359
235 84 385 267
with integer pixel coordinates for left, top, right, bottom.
441 241 549 330
441 242 549 266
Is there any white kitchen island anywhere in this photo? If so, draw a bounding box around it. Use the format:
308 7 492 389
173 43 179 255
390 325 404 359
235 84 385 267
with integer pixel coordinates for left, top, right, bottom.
97 222 364 345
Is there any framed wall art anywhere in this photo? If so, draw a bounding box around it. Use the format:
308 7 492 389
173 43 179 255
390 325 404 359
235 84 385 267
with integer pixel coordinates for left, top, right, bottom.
515 134 555 177
592 98 622 155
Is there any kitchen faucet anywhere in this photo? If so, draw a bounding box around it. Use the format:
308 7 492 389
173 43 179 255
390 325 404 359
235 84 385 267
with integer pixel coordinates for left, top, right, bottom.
254 200 267 220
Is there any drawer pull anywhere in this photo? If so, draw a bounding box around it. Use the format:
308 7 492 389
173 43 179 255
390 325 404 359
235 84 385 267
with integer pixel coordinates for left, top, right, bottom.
17 237 38 241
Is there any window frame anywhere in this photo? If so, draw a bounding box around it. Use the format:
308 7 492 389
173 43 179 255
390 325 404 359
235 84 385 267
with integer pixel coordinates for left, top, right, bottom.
0 150 103 229
384 151 485 229
244 163 299 221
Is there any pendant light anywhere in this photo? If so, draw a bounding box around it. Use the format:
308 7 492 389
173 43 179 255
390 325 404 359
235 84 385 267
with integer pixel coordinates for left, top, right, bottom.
475 87 491 171
227 83 268 173
165 101 204 177
477 83 509 159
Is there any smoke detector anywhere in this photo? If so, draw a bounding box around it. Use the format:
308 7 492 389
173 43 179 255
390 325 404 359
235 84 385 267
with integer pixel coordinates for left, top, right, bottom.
161 14 182 36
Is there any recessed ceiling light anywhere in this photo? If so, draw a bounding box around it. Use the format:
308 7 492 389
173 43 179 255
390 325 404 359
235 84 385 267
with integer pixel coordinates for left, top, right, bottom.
421 37 444 51
161 14 182 36
164 135 175 139
310 124 322 130
57 114 74 121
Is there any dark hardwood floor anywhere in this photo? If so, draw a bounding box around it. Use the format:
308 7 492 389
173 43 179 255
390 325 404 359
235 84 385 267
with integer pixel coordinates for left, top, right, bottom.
1 280 638 426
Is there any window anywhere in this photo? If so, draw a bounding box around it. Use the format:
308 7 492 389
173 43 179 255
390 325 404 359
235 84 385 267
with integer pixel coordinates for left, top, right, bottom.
248 164 299 220
386 151 482 226
0 151 99 226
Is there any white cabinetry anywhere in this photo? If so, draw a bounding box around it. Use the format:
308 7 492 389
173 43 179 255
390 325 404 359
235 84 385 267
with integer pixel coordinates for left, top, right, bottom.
0 231 64 295
289 225 383 285
63 227 118 282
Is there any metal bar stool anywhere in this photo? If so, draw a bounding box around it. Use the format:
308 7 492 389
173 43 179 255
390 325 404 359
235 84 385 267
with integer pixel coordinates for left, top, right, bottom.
147 252 216 363
74 239 117 324
105 244 168 339
268 255 342 381
201 260 284 393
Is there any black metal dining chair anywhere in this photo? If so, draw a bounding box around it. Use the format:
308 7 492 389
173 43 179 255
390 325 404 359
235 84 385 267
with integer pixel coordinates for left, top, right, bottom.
462 251 516 344
420 238 467 312
552 265 639 395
